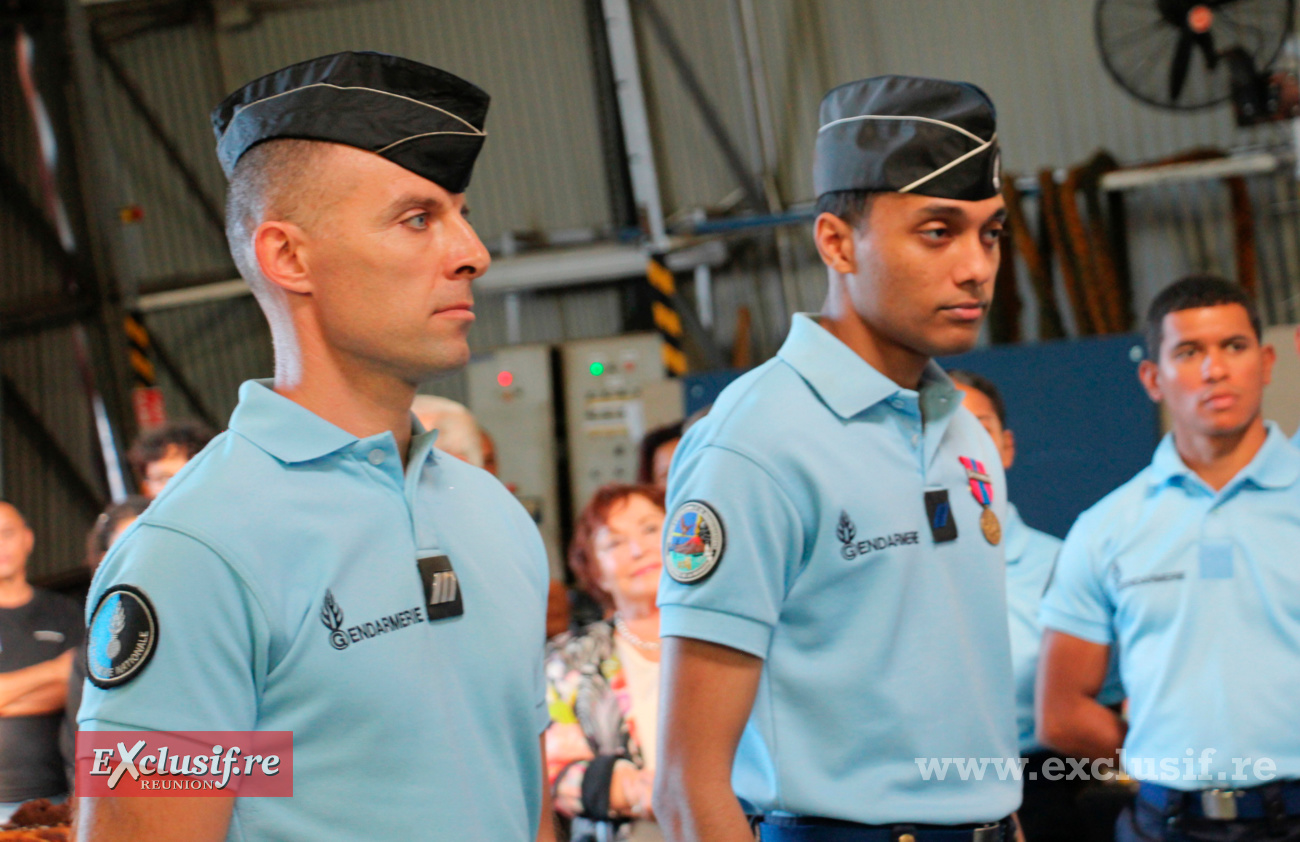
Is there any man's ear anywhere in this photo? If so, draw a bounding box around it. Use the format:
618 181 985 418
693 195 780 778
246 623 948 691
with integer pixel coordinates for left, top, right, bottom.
1138 359 1163 404
814 212 858 275
254 220 313 295
1261 342 1276 387
1001 428 1016 471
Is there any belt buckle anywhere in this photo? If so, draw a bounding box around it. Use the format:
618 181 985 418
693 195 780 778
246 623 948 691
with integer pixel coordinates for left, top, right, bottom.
971 823 1002 842
1200 789 1240 820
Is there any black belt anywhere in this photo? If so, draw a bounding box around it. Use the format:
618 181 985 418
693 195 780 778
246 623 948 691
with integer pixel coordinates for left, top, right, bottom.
758 815 1013 842
1139 781 1300 821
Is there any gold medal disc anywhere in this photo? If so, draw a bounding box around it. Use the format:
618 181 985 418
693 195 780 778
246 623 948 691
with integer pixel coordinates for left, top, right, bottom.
980 507 1001 546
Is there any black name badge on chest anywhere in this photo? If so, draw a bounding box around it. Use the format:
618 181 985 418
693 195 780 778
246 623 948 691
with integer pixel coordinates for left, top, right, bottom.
418 555 464 621
924 489 959 544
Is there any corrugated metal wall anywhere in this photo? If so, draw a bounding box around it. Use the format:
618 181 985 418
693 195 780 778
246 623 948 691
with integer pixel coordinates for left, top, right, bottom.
99 23 231 288
217 0 612 251
103 0 1300 349
2 34 110 580
746 0 1293 201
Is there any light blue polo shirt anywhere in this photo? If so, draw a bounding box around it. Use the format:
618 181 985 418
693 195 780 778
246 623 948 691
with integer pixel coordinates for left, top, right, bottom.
80 380 550 841
1004 504 1064 755
659 314 1020 825
1004 505 1123 755
1040 423 1300 789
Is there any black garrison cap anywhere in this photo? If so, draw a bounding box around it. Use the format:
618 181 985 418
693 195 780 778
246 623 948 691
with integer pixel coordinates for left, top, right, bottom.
814 75 1000 201
212 51 489 193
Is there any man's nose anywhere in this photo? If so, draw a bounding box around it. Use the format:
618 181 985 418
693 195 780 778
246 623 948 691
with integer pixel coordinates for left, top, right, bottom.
1202 349 1228 381
448 212 491 280
955 233 997 288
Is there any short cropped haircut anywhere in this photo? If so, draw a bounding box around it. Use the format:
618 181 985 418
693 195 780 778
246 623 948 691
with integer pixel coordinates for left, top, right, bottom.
568 483 666 612
127 420 215 481
948 369 1007 427
636 421 683 484
224 139 334 292
88 496 150 560
1145 274 1261 360
814 189 879 230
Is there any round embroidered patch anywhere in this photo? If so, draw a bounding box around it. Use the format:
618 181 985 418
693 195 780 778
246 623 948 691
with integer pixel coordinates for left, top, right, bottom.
87 585 159 689
664 501 724 584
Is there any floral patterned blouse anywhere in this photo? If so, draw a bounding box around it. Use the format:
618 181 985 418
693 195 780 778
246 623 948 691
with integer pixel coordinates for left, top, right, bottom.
544 620 650 841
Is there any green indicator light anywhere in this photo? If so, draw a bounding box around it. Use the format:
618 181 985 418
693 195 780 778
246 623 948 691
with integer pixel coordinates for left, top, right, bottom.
590 362 605 376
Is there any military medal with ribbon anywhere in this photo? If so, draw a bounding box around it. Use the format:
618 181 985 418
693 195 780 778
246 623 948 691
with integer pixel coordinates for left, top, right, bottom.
959 456 1001 546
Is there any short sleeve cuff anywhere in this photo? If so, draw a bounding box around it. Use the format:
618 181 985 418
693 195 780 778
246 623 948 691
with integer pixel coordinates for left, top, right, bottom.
1039 607 1113 645
659 605 772 659
78 718 152 733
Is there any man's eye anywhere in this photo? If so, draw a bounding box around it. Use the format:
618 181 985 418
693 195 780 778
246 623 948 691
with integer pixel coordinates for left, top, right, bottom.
404 214 429 229
920 227 949 241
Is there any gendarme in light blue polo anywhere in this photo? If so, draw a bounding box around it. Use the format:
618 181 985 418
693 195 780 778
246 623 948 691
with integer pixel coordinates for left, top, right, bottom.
1003 505 1123 755
659 314 1020 825
1004 504 1064 755
80 380 550 841
1040 424 1300 789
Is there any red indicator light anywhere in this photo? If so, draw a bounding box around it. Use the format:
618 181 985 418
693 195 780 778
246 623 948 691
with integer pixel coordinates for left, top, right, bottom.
497 371 514 388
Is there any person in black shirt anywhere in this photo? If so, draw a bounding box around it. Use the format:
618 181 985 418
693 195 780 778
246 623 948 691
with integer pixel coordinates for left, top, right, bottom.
0 502 82 820
61 496 150 792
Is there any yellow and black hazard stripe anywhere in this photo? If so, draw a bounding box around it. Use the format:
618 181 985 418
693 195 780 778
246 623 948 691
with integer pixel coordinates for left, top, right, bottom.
646 255 687 376
124 313 156 388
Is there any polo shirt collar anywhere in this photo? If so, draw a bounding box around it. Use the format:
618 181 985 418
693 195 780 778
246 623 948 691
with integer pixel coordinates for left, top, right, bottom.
229 379 439 465
1146 422 1300 491
777 313 960 420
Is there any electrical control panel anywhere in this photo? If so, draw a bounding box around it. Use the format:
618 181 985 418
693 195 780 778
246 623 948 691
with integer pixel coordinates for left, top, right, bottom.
559 333 683 522
466 344 563 577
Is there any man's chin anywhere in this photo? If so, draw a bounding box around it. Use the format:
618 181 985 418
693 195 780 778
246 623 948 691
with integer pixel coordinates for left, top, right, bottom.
412 344 472 380
917 326 983 359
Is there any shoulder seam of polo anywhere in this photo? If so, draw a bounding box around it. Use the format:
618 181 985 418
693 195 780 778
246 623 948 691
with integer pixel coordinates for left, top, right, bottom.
129 520 275 637
143 437 222 505
1040 606 1113 641
1062 500 1134 604
695 358 804 446
696 441 808 573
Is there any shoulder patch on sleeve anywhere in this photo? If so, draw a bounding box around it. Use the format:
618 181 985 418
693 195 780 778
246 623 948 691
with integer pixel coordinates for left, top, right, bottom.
664 501 725 584
87 585 159 689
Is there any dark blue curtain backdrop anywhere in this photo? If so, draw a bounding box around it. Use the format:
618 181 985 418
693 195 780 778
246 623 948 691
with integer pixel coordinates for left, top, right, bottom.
942 333 1160 538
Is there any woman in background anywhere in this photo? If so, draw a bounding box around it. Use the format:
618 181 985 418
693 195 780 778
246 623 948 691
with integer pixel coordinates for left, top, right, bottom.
545 483 666 842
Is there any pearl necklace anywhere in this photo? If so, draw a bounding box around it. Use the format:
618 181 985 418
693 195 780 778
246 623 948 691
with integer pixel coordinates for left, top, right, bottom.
614 613 660 652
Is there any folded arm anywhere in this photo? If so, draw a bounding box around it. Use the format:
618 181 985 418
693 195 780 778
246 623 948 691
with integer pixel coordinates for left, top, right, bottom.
1035 629 1126 761
0 649 75 716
